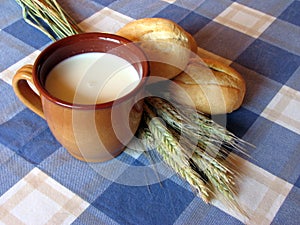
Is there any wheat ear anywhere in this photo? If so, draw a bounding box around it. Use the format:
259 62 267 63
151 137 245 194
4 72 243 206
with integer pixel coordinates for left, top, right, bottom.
142 104 212 203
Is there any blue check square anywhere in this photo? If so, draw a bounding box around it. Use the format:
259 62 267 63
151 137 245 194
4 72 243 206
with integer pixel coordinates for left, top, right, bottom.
235 39 300 84
0 108 47 152
3 19 51 49
194 0 233 20
0 144 34 195
59 0 104 22
244 117 300 184
154 4 191 23
1 1 23 29
279 1 300 26
195 21 255 60
92 178 195 225
226 107 259 139
92 0 121 7
0 107 59 164
0 31 36 71
272 186 300 225
110 0 168 19
178 11 211 35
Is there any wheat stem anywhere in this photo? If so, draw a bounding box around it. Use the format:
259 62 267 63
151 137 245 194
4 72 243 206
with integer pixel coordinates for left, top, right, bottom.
142 105 212 203
15 0 82 40
145 97 251 158
144 97 248 217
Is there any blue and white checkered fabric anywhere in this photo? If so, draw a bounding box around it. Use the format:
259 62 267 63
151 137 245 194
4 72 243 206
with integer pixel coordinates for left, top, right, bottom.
0 0 299 224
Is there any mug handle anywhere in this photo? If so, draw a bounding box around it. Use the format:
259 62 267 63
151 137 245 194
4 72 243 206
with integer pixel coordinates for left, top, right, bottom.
12 65 45 119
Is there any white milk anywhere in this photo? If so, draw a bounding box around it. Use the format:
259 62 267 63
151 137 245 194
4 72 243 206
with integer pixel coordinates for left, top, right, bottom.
45 52 140 104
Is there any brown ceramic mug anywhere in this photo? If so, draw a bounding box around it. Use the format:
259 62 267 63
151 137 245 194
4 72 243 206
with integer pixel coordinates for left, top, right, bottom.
12 32 149 162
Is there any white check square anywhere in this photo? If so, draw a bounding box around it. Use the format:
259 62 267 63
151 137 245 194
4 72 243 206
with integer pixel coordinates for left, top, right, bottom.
262 85 300 135
214 2 276 38
79 7 134 33
0 168 89 225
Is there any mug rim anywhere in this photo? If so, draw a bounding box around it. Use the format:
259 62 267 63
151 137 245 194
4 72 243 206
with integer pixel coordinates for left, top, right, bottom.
33 32 149 110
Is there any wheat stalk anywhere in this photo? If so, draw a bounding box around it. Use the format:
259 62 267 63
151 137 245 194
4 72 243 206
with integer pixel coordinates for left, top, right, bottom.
144 97 248 217
15 0 82 40
139 113 247 217
145 97 251 158
142 104 212 203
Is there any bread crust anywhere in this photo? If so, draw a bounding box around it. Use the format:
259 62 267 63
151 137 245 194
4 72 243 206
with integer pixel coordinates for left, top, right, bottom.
171 57 246 114
116 18 197 80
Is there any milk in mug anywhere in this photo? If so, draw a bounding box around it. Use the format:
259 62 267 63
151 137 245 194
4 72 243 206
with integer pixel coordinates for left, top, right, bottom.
45 52 140 104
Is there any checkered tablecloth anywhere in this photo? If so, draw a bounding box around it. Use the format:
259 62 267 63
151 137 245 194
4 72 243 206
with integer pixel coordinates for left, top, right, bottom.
1 0 299 224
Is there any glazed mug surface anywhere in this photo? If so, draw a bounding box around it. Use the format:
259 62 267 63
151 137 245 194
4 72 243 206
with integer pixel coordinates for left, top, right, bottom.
12 32 149 162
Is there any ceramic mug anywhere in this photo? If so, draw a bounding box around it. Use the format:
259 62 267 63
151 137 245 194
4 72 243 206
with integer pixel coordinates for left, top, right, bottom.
12 32 149 162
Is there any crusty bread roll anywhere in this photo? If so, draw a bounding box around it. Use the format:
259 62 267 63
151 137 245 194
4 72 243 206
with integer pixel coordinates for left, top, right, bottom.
116 18 197 80
169 57 246 114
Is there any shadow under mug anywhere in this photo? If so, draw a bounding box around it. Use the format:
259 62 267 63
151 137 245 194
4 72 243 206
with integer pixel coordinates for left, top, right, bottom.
12 32 149 162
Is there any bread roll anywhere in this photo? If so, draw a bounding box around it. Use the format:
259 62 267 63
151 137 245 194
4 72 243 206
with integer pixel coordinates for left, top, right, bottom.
116 18 197 80
170 57 246 114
